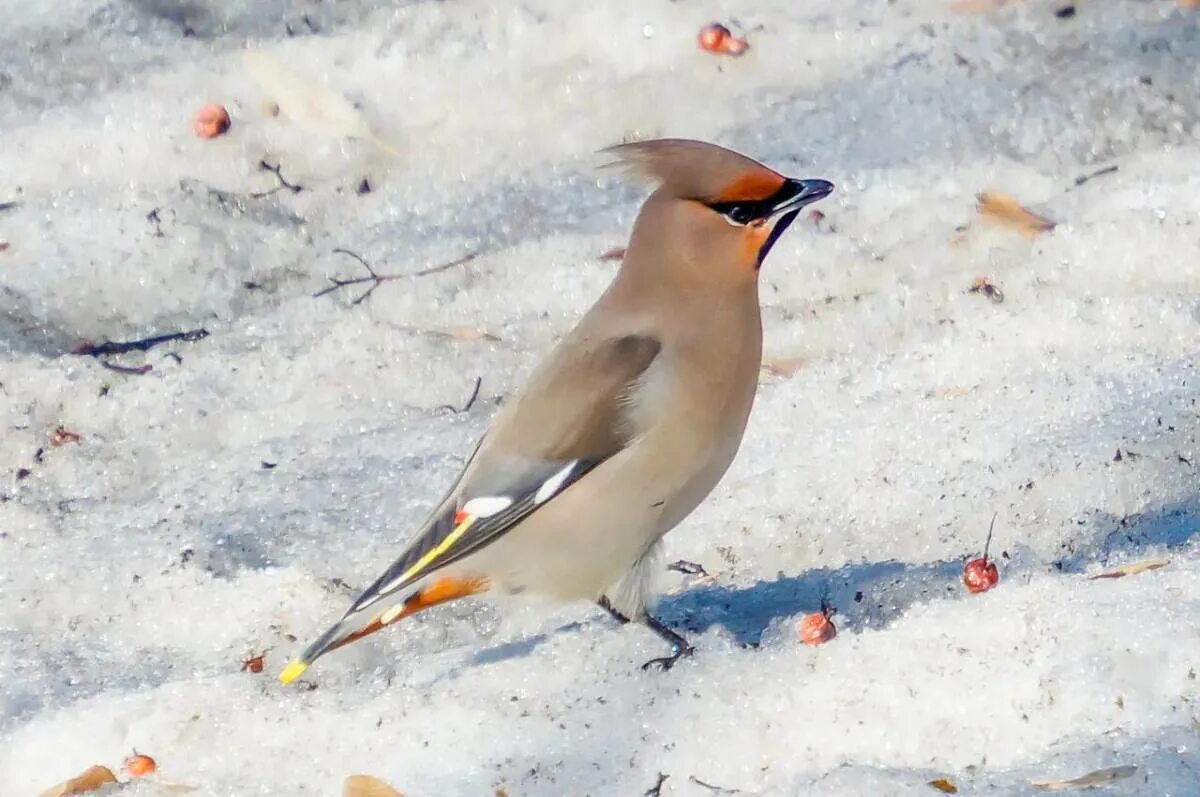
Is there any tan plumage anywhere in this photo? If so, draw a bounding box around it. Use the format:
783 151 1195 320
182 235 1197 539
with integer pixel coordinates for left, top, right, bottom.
280 139 833 684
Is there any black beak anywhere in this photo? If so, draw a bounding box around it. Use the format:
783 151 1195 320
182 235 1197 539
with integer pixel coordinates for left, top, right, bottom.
766 178 835 218
756 178 834 268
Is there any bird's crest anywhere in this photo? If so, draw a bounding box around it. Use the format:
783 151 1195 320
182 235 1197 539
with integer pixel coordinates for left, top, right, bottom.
600 138 786 204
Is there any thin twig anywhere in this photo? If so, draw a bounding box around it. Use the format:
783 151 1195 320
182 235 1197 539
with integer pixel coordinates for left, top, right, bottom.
689 775 741 794
412 251 478 277
101 361 153 375
72 329 209 357
251 160 304 198
315 249 478 304
1074 165 1118 186
0 200 19 213
312 248 405 304
644 773 669 797
439 376 483 413
983 512 998 560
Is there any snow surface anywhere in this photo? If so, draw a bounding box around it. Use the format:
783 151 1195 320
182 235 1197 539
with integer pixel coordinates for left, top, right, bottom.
2 0 1200 794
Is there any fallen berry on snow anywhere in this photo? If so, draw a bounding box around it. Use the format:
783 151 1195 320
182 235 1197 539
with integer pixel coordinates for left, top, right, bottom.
799 611 837 645
193 103 231 139
242 651 267 673
124 753 156 778
963 557 999 593
963 513 1001 594
697 24 749 56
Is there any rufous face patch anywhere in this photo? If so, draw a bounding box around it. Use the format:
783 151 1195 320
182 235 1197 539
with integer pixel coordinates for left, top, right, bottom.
714 170 786 203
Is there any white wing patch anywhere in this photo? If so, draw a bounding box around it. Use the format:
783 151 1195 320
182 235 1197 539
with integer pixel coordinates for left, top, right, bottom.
461 495 514 518
365 465 580 602
534 460 580 504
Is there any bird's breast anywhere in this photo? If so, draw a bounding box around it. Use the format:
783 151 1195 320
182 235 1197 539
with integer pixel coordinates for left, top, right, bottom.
621 320 762 497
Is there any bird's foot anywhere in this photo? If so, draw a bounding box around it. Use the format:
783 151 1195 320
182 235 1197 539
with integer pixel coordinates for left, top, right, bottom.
641 613 694 671
641 642 695 671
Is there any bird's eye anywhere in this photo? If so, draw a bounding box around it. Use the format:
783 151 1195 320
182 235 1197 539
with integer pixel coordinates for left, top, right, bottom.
726 205 754 225
707 199 764 226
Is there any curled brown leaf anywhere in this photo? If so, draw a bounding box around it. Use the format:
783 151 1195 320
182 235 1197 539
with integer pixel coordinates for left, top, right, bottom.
39 765 118 797
977 191 1056 239
344 775 404 797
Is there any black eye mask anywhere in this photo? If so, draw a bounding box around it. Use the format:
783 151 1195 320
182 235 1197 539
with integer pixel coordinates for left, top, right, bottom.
707 178 834 226
706 177 834 268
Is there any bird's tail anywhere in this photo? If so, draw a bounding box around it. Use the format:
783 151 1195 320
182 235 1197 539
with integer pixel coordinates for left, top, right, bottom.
279 574 487 685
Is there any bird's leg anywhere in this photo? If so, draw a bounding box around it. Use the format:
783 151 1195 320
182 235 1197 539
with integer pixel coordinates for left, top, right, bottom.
598 597 693 671
597 595 630 624
640 614 694 671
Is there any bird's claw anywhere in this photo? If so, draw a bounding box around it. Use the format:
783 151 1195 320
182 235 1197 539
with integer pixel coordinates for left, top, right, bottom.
641 644 695 671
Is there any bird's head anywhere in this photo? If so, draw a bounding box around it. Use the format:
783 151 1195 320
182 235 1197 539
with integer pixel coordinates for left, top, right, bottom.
603 138 833 286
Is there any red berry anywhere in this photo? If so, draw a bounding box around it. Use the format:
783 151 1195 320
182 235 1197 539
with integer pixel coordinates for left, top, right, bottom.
194 103 231 139
124 753 156 778
799 611 837 645
722 36 750 56
697 23 731 52
963 557 999 593
697 24 749 56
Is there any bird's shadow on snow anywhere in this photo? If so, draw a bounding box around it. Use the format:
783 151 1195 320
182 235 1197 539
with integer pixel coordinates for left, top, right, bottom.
656 495 1200 648
1053 496 1200 573
654 557 966 648
454 497 1200 669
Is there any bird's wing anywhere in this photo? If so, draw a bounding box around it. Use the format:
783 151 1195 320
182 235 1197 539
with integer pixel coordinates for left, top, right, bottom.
354 331 661 610
282 332 661 679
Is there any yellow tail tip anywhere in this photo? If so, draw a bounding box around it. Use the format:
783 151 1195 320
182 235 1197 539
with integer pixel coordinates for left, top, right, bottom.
279 659 309 685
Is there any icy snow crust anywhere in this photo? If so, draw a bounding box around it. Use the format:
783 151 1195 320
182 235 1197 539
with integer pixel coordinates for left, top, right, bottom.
2 0 1199 794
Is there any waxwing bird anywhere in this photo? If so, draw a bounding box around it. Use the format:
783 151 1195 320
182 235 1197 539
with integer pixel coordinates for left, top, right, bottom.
280 139 833 685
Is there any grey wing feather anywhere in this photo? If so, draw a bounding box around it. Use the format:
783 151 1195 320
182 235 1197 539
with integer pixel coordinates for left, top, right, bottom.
345 333 661 615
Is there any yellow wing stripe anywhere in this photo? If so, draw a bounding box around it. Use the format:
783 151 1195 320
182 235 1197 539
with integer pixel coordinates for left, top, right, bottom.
278 515 479 686
391 514 477 589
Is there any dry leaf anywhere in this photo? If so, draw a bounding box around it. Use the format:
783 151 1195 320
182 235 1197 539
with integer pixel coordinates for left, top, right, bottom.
241 651 267 673
598 246 626 261
1031 764 1137 791
977 191 1056 239
928 778 959 794
968 276 1005 303
243 51 398 155
344 774 404 797
761 356 805 378
39 765 118 797
1088 557 1169 580
436 327 501 342
51 427 82 447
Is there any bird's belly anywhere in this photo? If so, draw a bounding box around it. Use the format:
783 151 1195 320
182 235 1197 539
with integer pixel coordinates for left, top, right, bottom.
466 458 664 601
463 428 741 604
